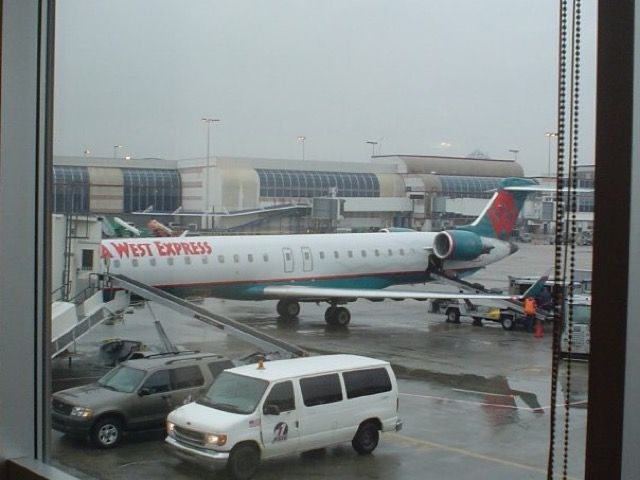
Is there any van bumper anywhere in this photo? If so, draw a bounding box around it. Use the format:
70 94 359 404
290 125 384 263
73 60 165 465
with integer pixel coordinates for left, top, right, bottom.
165 436 230 467
395 419 403 432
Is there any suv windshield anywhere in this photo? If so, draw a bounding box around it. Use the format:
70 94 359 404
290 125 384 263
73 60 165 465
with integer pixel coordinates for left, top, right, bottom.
199 372 268 414
97 365 146 393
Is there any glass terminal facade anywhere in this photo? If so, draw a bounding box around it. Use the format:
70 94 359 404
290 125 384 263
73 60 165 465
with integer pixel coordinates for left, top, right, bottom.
256 169 380 198
53 165 90 213
123 168 181 213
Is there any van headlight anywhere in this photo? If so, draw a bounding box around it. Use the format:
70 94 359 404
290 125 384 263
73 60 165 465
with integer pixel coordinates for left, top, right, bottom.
166 421 175 437
206 433 227 446
70 406 93 418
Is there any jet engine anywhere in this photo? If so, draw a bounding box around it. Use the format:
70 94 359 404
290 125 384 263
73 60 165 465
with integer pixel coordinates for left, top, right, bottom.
433 230 492 261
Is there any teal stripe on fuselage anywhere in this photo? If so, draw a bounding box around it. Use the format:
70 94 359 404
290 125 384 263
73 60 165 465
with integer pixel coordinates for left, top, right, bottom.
163 272 431 300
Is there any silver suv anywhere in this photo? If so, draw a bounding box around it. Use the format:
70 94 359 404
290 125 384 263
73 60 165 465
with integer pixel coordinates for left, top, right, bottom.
52 352 234 448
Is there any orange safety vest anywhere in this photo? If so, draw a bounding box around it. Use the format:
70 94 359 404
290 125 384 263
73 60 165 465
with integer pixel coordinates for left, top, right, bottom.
524 297 537 315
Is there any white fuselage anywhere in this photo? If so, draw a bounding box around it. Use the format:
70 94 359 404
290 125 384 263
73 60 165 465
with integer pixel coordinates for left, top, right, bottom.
101 232 513 299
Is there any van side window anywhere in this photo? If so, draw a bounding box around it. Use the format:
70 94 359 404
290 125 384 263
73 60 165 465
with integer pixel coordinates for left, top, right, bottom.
343 368 392 399
264 381 295 412
170 366 204 390
300 374 342 407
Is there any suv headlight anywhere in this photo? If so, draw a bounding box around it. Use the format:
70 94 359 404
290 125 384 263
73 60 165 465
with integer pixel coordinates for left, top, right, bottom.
206 433 227 446
70 406 93 418
167 421 175 437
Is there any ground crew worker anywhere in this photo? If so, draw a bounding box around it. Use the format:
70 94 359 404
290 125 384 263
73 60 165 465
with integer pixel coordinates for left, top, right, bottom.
523 297 537 332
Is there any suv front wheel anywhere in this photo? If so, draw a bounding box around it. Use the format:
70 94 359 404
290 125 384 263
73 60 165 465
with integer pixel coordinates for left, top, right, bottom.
91 416 123 449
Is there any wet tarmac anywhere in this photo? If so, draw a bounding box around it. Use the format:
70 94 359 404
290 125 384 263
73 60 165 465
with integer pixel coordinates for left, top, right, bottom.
50 244 591 479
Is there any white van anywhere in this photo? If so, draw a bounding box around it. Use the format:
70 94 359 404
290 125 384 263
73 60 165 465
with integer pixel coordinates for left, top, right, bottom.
165 354 402 480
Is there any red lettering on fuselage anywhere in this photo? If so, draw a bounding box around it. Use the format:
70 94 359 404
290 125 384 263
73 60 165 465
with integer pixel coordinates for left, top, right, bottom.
109 240 213 258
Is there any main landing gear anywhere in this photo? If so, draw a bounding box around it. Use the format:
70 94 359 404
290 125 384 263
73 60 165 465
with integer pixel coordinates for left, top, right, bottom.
277 299 300 320
276 299 352 327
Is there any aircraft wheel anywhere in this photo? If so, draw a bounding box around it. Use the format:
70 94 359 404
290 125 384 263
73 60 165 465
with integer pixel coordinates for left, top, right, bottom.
334 307 351 326
277 299 300 319
324 306 338 325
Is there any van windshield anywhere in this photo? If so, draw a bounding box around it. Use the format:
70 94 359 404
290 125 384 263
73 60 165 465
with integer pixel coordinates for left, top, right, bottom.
199 372 268 414
97 365 146 393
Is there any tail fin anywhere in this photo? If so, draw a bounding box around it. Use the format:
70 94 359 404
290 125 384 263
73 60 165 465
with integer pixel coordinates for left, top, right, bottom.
457 177 538 240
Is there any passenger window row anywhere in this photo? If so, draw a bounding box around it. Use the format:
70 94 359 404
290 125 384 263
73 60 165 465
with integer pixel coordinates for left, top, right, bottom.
299 368 391 407
110 247 416 269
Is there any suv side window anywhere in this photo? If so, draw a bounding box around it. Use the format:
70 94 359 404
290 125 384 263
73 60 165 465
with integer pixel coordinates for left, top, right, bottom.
300 374 342 407
171 365 204 390
264 381 295 412
343 368 392 399
141 370 171 394
207 360 234 379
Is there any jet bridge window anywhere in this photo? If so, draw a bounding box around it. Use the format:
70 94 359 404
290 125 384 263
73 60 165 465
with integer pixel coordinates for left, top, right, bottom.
81 249 94 271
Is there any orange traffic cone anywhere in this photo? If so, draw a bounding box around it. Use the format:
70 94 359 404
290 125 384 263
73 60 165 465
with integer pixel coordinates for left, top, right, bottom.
534 319 544 338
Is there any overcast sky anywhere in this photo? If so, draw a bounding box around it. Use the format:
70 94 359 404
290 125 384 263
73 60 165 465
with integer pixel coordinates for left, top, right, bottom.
53 0 597 176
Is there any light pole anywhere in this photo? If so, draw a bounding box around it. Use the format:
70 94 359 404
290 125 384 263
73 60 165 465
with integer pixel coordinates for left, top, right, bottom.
545 132 558 175
113 145 123 159
365 141 378 157
508 149 519 161
297 136 306 161
202 117 220 230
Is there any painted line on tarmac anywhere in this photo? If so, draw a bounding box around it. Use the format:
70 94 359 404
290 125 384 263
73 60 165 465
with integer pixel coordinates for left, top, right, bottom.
452 388 515 398
400 392 587 411
385 432 580 480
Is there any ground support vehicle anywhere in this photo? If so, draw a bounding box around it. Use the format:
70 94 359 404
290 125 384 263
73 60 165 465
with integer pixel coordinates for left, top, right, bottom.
51 351 234 448
429 298 533 330
560 294 591 359
165 354 402 480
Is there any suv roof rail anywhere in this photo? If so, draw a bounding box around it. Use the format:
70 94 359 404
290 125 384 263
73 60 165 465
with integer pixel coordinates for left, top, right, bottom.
165 353 223 365
141 350 201 359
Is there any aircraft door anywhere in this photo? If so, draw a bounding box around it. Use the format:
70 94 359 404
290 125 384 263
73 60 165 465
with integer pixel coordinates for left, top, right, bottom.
282 248 294 273
301 247 313 272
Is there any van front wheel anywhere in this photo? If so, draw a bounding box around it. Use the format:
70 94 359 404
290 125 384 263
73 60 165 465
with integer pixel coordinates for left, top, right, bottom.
226 444 260 480
352 422 379 455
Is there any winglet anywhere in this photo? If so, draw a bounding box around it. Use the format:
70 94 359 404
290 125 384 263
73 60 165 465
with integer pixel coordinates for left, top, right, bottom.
521 269 552 299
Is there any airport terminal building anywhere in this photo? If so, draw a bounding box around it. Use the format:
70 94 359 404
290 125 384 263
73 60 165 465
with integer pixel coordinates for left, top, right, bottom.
53 154 534 234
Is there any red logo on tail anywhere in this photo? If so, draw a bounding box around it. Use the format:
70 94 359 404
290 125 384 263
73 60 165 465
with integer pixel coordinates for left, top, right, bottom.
486 191 518 239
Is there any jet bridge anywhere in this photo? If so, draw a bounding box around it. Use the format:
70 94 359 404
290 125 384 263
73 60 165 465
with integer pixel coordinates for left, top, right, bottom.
106 273 308 359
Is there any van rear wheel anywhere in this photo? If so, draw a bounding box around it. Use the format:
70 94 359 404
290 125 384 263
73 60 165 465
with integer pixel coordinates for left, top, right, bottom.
226 443 260 480
352 422 379 455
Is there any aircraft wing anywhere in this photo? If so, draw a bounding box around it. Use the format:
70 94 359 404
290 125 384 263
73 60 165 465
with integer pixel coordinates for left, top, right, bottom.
262 285 520 302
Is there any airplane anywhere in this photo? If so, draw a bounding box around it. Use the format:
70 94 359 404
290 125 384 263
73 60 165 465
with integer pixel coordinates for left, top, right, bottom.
100 177 541 326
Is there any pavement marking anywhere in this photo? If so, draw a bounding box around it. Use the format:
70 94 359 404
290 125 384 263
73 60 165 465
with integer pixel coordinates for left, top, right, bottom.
452 387 515 398
385 432 580 480
400 392 588 412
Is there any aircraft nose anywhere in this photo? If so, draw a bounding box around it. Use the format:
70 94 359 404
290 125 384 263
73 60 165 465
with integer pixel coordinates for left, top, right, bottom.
509 242 519 254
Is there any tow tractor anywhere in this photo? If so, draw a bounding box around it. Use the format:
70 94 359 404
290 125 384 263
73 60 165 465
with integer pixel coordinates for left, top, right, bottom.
429 273 552 330
429 298 526 330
